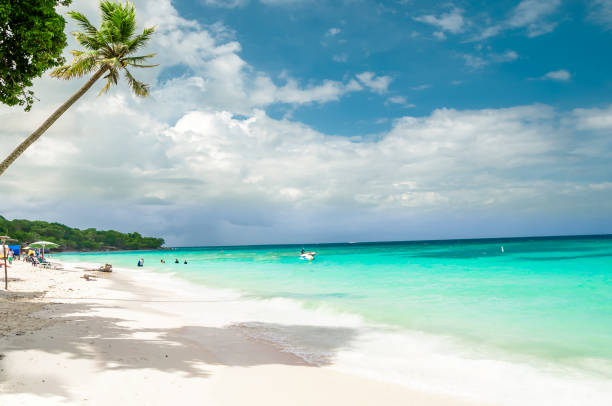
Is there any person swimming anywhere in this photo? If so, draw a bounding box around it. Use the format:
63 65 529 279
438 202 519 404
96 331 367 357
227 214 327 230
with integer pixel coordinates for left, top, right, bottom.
183 260 188 264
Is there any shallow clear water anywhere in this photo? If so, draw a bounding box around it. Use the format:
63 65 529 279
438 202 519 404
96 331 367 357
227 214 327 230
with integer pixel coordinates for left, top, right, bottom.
55 235 612 402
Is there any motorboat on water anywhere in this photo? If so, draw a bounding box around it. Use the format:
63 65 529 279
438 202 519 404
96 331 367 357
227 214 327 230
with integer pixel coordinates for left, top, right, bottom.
300 251 316 261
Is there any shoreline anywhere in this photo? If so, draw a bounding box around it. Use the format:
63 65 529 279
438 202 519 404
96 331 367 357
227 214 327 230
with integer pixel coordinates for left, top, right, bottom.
0 259 487 406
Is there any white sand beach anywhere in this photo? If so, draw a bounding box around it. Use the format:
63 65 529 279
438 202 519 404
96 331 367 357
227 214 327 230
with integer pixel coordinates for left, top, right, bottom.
0 259 491 406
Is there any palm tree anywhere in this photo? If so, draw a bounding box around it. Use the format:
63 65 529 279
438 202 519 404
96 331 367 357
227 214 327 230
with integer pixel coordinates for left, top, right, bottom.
0 1 157 176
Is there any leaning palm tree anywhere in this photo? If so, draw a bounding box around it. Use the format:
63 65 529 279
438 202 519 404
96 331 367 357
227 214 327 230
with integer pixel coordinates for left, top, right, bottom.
0 1 157 176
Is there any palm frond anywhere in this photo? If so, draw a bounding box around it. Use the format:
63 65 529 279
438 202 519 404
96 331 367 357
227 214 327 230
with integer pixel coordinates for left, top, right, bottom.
123 68 150 97
50 52 100 79
98 68 120 95
73 32 103 51
99 1 137 44
117 3 136 42
125 26 156 53
123 53 158 68
68 11 98 37
52 1 157 96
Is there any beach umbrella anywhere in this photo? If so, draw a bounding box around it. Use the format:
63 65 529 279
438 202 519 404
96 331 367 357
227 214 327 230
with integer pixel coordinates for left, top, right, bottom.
29 241 59 258
0 235 16 290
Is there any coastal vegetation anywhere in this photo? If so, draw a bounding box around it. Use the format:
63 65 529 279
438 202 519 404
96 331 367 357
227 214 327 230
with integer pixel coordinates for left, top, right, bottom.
0 215 164 251
0 1 157 176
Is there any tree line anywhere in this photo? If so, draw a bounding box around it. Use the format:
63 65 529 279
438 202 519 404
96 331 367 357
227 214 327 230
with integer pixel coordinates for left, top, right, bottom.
0 216 164 251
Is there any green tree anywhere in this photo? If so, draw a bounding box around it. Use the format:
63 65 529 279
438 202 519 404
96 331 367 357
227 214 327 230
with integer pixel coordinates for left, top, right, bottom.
0 0 71 111
0 1 157 176
0 215 164 250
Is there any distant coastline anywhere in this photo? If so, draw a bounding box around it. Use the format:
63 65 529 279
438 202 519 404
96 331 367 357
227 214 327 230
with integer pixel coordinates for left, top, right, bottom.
0 216 164 251
165 232 612 250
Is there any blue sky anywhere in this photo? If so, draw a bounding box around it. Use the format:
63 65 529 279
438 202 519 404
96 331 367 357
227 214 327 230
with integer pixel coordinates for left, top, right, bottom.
0 0 611 245
170 0 612 135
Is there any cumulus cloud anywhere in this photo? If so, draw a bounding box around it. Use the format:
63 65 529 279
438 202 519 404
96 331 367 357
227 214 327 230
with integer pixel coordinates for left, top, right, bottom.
490 50 519 63
572 105 612 130
473 0 561 40
543 69 571 81
1 0 610 245
462 49 519 69
414 6 465 35
200 0 250 8
259 0 309 6
589 0 612 29
3 91 612 244
356 72 393 94
507 0 560 35
529 69 571 81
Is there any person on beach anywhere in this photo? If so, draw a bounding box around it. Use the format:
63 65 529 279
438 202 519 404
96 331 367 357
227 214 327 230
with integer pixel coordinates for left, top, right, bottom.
137 258 144 267
175 258 179 263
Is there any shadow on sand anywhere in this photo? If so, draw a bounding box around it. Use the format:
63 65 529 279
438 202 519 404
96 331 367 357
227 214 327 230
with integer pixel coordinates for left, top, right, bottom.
0 299 357 401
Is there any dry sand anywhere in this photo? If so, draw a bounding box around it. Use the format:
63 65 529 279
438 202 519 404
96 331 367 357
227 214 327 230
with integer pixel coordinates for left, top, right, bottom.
0 259 490 405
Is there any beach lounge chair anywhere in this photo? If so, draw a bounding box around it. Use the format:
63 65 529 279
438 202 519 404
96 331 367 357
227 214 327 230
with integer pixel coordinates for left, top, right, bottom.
40 258 62 270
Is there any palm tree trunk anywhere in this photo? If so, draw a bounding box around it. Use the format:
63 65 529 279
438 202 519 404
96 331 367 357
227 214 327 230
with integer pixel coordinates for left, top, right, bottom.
0 67 108 176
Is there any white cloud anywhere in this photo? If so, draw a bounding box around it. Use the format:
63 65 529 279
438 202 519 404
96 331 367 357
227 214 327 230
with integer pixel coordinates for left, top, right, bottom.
491 50 519 62
251 76 363 105
386 96 415 108
543 69 571 81
201 0 249 8
332 53 348 63
387 96 407 104
259 0 309 5
572 105 612 130
473 0 561 40
462 50 518 69
529 69 571 81
414 6 465 35
326 27 341 36
411 84 431 91
462 54 488 69
1 0 610 245
2 96 612 243
433 31 446 40
356 72 393 94
589 0 612 29
508 0 560 28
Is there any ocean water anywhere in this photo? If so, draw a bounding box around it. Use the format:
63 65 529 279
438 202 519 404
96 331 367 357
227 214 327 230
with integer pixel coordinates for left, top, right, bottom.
55 236 612 405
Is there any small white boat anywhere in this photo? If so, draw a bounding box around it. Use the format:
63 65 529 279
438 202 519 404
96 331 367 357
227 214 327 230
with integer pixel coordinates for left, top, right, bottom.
300 252 316 261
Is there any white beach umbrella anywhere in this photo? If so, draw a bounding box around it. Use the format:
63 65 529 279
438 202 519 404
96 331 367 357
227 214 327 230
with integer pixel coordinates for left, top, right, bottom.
29 241 59 257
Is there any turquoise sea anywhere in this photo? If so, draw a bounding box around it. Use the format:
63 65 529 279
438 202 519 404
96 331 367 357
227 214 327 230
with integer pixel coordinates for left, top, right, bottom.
55 235 612 405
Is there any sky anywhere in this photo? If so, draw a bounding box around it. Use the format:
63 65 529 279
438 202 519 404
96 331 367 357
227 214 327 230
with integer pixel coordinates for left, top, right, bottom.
1 0 612 246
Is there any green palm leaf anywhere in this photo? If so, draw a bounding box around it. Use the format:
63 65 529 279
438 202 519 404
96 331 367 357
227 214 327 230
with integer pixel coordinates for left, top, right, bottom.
55 1 156 97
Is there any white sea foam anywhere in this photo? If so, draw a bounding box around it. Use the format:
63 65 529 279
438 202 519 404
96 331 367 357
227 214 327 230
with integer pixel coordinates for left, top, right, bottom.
61 260 612 405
